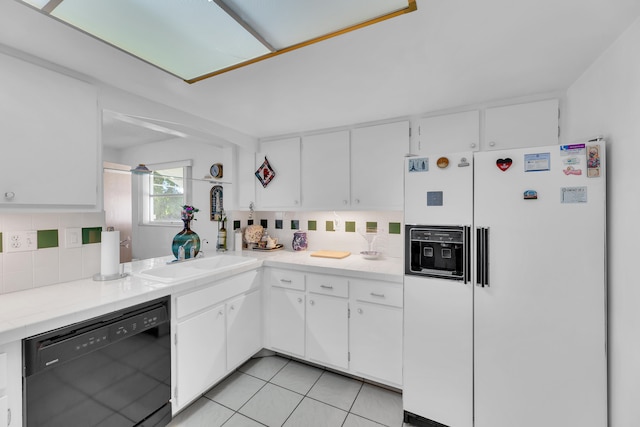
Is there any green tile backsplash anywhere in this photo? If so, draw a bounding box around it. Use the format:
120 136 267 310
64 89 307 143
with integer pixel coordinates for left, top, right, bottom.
37 230 59 249
325 221 335 232
366 222 378 233
389 222 401 234
0 232 2 253
345 221 356 232
308 220 317 231
82 227 102 244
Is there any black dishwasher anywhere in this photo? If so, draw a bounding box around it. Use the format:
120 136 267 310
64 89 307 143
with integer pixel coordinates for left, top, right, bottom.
23 297 171 427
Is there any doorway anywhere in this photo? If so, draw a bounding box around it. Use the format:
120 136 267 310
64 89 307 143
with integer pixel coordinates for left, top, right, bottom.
103 161 133 262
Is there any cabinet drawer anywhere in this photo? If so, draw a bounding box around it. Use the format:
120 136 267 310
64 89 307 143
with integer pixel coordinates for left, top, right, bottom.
351 279 403 308
176 270 260 319
307 274 348 298
268 268 305 291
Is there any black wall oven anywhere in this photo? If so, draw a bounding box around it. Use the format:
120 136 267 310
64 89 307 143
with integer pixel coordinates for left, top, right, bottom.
23 297 171 427
405 225 470 282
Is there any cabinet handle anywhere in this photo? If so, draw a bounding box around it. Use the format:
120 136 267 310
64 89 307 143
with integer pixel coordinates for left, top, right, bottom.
354 198 360 204
230 305 235 311
470 143 477 149
7 408 11 426
280 279 292 283
343 200 348 205
4 191 15 200
370 292 385 298
489 141 496 147
297 297 302 303
294 200 299 205
218 310 224 316
320 284 333 289
357 308 363 314
309 300 315 306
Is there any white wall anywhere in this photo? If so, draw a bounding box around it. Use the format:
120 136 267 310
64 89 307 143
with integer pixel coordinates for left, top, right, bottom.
564 17 640 427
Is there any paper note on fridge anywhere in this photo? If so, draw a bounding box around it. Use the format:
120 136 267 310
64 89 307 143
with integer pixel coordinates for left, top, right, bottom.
524 152 551 172
561 186 588 203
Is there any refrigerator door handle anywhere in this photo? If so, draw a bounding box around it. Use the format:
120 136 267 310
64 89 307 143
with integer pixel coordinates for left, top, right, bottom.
464 226 471 284
476 227 490 287
482 227 490 287
476 227 483 287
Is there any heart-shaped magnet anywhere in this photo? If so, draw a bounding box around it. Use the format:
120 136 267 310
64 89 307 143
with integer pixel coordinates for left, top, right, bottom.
496 158 513 171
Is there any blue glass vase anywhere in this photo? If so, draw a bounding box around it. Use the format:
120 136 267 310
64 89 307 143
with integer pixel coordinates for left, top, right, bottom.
172 219 201 259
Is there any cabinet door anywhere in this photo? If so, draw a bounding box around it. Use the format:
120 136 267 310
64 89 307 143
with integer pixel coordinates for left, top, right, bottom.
227 290 262 370
175 303 226 409
416 111 480 154
0 342 21 427
255 137 301 209
484 99 558 150
0 52 98 207
301 131 350 209
306 294 349 370
268 287 305 357
351 121 409 210
350 301 403 386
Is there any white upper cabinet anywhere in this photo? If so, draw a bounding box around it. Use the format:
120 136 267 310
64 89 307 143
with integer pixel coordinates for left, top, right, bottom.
301 131 350 209
255 137 301 209
484 99 559 150
0 52 98 207
351 120 409 210
416 110 480 154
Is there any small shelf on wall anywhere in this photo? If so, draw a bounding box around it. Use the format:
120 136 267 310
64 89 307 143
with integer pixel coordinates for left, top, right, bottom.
103 167 233 185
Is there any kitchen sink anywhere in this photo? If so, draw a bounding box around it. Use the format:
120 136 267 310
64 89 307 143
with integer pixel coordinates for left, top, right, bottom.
133 255 258 283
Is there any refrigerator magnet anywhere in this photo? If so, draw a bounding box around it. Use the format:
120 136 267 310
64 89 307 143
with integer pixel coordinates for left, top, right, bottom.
496 158 513 171
523 190 538 200
408 157 429 172
436 157 449 168
587 145 601 178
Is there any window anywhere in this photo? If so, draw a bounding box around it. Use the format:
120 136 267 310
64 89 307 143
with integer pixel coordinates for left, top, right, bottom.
142 160 192 225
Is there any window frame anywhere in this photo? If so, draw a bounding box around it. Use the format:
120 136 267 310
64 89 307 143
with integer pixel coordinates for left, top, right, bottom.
139 160 193 226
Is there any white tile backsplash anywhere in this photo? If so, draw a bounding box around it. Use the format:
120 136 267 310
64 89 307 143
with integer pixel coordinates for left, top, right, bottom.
0 212 105 295
230 211 404 258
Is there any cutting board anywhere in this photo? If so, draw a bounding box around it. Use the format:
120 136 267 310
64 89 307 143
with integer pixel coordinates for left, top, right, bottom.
310 250 351 259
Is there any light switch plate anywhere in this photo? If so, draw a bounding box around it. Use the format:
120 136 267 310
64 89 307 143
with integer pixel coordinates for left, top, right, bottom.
4 230 37 252
64 227 82 248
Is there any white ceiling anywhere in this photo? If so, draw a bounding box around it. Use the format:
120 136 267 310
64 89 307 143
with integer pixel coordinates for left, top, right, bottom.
2 0 640 147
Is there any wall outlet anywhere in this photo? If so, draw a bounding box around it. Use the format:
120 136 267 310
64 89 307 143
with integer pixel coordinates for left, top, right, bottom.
64 227 82 248
4 230 38 252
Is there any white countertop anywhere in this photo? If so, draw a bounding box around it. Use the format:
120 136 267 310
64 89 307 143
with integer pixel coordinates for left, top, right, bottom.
0 250 402 345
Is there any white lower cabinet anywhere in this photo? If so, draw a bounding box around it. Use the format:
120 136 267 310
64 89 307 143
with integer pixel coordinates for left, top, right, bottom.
305 273 349 369
349 279 403 387
0 341 21 427
173 270 261 413
265 268 403 388
350 301 403 386
175 302 226 409
227 290 262 370
269 286 306 357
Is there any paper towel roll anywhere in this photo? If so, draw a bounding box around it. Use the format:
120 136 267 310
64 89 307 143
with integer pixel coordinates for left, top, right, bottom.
100 230 120 276
235 231 243 252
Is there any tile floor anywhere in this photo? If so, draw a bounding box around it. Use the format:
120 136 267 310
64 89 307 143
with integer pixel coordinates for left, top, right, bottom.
168 354 412 427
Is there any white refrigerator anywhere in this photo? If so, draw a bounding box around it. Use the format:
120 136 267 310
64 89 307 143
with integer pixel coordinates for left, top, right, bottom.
403 143 607 427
